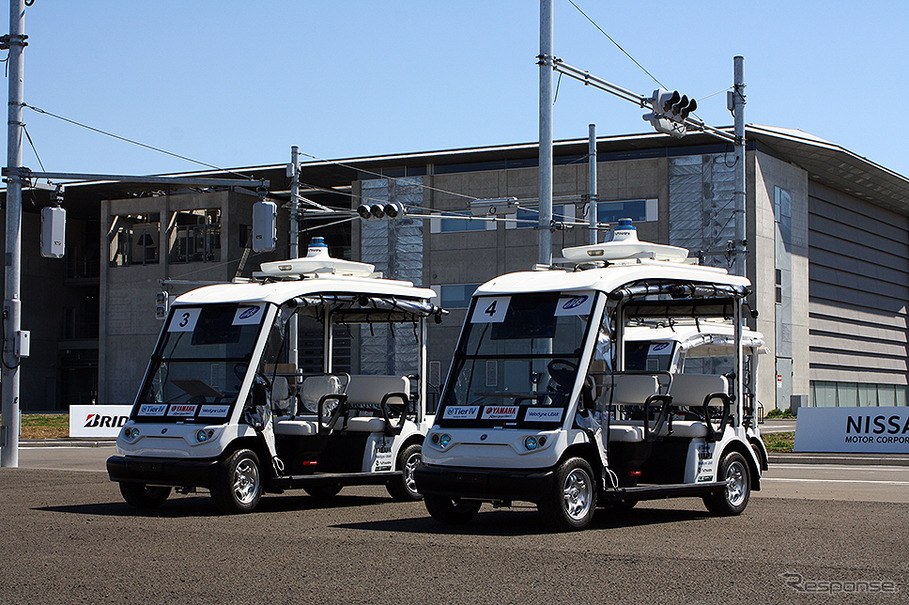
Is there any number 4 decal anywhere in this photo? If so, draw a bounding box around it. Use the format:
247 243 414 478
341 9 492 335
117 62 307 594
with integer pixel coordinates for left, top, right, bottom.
471 297 510 323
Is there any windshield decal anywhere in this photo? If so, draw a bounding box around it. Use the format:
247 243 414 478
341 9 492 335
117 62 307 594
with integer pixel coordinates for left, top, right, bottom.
481 406 519 420
524 408 564 423
471 297 510 323
232 304 265 325
138 404 167 416
442 405 481 420
648 342 673 356
199 404 231 418
554 293 594 316
167 404 198 417
168 308 201 333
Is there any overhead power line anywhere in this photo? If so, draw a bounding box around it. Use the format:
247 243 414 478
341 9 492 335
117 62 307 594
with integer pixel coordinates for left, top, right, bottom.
23 103 254 180
566 0 666 89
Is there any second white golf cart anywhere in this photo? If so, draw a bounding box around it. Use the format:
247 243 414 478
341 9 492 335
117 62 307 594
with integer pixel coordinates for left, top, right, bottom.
415 220 768 531
108 238 446 513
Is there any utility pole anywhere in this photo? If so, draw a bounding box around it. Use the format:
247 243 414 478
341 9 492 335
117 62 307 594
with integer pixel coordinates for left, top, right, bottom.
587 124 598 245
1 0 25 468
288 146 300 371
731 56 746 277
537 0 553 266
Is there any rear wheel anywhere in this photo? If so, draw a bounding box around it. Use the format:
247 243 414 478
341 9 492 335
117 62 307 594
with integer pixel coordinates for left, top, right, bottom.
211 449 262 514
703 451 751 516
119 482 171 509
386 444 423 501
538 457 596 531
424 495 481 525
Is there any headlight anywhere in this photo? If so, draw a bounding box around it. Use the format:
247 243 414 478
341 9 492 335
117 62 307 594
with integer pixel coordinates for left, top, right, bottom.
195 429 214 443
524 436 538 451
438 434 451 448
123 427 139 440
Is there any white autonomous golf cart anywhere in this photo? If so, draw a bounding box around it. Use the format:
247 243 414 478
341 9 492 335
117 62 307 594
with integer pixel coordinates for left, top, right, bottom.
414 219 767 531
107 238 445 513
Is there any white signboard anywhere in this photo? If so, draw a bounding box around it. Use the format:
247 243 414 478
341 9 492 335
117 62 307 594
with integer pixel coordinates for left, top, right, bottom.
69 405 133 438
168 307 201 332
471 297 510 323
794 407 909 453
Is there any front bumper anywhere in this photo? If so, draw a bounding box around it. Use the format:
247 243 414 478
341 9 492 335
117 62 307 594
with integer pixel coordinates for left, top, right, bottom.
106 455 219 487
413 463 554 502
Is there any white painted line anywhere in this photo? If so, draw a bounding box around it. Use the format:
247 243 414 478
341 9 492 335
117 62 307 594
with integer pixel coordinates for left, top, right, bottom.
764 477 909 486
772 464 909 472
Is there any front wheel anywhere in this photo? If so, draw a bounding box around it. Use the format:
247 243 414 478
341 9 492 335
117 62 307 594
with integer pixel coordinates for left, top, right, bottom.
119 482 171 509
424 495 481 525
386 444 423 501
211 449 263 514
538 457 596 531
703 451 751 516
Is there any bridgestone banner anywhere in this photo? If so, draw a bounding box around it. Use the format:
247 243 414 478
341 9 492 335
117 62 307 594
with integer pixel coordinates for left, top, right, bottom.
69 405 133 438
794 407 909 453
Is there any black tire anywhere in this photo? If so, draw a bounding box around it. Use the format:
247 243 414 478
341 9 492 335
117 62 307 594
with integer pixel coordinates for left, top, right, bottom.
703 451 751 516
119 482 171 509
211 449 263 514
424 495 481 525
304 484 343 500
538 457 597 531
386 444 423 501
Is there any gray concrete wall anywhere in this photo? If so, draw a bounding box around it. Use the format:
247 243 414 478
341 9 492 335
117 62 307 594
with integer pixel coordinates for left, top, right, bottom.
752 151 810 410
807 181 909 395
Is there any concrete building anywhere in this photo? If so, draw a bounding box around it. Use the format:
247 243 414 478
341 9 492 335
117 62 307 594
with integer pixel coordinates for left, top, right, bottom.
5 125 908 412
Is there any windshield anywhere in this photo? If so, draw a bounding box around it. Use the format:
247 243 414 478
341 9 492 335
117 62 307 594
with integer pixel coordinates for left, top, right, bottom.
437 292 596 428
133 303 269 423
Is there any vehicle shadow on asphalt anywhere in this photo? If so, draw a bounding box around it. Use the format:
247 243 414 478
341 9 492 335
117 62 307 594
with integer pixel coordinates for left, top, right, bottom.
333 504 711 536
34 493 390 518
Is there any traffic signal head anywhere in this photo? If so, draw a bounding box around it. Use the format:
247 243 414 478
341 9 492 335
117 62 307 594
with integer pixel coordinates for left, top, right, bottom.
652 88 697 123
356 201 405 219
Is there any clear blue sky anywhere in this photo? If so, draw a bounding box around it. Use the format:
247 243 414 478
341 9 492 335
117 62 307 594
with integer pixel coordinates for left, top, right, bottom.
14 1 909 180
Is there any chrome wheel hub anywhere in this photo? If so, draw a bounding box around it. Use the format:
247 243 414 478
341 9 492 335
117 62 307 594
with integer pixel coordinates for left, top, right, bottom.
725 461 747 507
233 458 260 504
562 468 592 520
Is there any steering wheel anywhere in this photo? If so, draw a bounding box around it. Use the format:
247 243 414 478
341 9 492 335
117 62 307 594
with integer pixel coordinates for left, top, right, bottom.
547 359 578 389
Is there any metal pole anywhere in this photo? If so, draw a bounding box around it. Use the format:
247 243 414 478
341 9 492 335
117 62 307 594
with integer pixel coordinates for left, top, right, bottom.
288 146 300 372
732 55 746 277
587 124 598 245
1 0 25 468
538 0 553 266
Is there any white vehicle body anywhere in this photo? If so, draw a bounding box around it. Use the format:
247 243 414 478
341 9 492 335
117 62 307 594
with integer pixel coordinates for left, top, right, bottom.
107 239 446 513
415 221 768 530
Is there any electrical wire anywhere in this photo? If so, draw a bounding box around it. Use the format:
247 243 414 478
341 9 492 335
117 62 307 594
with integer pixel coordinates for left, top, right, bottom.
22 124 48 177
22 103 256 180
297 151 478 202
566 0 666 89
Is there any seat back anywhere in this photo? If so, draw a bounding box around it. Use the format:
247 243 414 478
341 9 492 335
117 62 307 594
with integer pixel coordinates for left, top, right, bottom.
345 375 410 407
668 374 728 406
604 374 660 405
298 373 348 415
